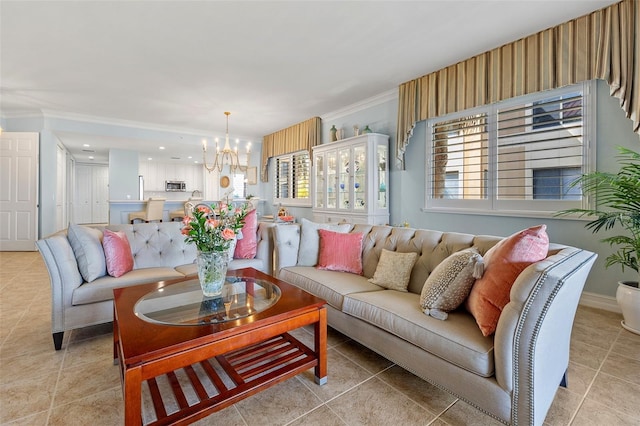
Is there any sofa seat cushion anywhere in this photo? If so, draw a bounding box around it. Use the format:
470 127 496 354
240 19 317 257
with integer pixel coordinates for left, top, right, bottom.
228 258 266 273
342 290 495 377
72 267 185 305
279 266 384 310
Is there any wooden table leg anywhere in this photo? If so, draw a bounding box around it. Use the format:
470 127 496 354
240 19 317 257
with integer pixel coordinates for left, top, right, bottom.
123 366 143 425
314 306 327 385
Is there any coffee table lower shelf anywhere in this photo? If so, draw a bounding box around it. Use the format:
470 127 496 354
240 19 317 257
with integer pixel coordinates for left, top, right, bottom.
130 333 317 425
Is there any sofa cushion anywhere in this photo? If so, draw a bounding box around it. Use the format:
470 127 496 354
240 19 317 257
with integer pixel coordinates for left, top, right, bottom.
278 266 384 310
317 229 363 274
420 248 484 320
368 249 418 292
466 224 549 336
298 218 352 266
102 229 134 278
67 224 106 282
72 267 185 305
234 209 258 259
342 290 495 377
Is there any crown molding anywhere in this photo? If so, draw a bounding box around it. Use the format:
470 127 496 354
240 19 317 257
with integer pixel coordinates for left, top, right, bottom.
321 89 397 122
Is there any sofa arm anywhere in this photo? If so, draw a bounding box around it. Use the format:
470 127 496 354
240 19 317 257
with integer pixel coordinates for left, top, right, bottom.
254 222 276 274
494 247 597 425
36 235 84 333
273 223 301 276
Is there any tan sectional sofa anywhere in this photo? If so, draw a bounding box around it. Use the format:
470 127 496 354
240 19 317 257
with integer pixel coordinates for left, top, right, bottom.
37 221 274 350
272 221 597 426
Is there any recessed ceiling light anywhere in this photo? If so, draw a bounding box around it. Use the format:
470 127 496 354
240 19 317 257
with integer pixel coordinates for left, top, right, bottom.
88 156 94 160
187 156 192 159
148 157 152 161
83 143 90 147
159 146 165 150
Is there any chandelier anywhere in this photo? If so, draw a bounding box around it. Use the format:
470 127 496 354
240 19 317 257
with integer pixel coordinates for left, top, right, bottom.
202 111 250 173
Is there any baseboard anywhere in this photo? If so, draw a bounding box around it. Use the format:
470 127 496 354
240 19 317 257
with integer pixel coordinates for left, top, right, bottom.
579 291 620 313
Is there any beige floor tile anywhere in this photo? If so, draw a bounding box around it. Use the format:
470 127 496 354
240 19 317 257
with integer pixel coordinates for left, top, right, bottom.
234 377 322 425
0 349 64 384
1 410 49 425
571 320 621 350
571 398 640 425
378 365 457 415
573 305 623 330
600 351 640 385
569 340 609 370
543 387 583 426
585 372 640 420
611 331 640 361
52 360 120 407
564 361 598 396
333 339 394 374
298 348 375 402
288 404 347 426
190 405 247 426
62 333 115 369
439 399 504 426
48 387 123 426
0 372 58 423
328 377 436 426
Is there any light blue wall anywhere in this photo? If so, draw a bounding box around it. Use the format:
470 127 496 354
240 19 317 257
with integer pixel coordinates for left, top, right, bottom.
109 149 139 200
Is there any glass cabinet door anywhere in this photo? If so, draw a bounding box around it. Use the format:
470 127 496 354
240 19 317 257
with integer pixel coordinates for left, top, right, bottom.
326 152 337 209
314 153 324 208
377 145 387 209
338 148 350 210
353 145 366 211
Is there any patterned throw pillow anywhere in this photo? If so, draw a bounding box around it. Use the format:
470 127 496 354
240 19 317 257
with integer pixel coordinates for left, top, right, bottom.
465 224 549 336
419 248 484 320
316 229 364 274
368 249 419 292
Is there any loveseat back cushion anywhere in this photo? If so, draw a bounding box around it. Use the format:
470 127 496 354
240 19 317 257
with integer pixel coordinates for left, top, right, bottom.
72 267 184 305
107 222 196 269
342 290 495 377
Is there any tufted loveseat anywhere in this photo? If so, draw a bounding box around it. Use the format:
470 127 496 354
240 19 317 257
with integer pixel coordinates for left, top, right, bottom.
37 221 274 350
273 222 597 425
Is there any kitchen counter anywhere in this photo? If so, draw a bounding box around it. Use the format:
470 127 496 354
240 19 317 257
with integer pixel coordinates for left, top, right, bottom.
108 199 252 224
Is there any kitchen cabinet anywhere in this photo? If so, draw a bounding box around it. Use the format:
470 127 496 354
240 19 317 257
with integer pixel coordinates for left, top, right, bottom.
312 133 389 225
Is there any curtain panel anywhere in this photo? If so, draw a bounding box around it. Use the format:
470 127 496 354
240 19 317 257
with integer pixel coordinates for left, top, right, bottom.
260 116 321 182
396 0 639 168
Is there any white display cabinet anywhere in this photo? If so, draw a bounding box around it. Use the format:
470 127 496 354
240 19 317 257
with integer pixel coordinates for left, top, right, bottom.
312 133 389 225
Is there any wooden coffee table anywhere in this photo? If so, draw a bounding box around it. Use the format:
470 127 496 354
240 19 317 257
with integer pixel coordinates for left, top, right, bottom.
113 268 327 425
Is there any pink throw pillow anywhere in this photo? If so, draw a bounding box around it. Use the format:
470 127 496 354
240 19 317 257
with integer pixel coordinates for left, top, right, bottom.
102 229 134 278
316 229 364 275
234 209 258 259
465 224 549 336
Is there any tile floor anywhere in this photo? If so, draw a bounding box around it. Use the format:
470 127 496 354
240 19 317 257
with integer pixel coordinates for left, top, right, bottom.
1 251 639 425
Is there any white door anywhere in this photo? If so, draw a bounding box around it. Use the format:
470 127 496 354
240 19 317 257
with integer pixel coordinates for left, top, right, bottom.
0 132 39 251
75 165 92 224
56 145 66 230
92 165 109 223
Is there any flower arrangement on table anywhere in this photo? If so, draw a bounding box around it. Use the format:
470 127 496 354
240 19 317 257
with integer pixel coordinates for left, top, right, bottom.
182 202 249 253
182 202 249 297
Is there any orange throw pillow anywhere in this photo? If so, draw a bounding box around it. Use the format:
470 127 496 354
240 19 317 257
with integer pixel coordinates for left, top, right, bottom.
466 224 549 336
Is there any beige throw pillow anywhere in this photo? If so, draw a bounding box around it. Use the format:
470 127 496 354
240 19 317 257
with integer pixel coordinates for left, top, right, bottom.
420 248 484 320
368 249 419 292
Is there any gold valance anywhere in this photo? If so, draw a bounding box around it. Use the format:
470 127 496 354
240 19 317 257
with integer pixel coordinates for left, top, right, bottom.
396 0 639 168
260 116 321 182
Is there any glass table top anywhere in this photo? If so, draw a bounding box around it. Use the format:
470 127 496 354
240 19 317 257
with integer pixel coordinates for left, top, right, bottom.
134 276 281 326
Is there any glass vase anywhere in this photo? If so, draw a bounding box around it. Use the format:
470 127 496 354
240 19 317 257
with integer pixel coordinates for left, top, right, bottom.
196 251 229 297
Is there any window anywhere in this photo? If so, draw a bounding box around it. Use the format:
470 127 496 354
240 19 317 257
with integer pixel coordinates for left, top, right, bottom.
273 151 311 205
426 82 594 215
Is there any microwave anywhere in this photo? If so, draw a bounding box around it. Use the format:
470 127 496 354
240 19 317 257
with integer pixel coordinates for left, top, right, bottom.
165 180 186 192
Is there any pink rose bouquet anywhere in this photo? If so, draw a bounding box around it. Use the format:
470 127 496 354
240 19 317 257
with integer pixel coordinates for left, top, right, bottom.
182 202 248 253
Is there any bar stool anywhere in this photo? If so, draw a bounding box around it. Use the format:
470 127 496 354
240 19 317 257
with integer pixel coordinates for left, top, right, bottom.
128 198 165 224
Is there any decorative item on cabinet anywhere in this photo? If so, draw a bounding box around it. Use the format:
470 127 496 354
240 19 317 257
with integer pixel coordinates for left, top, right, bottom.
330 125 337 142
362 125 372 134
353 125 360 136
336 128 344 140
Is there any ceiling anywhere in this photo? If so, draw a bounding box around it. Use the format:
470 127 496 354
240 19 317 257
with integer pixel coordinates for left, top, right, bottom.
0 0 618 164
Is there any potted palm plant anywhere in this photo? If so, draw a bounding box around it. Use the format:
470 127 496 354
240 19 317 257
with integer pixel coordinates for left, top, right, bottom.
557 146 640 334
